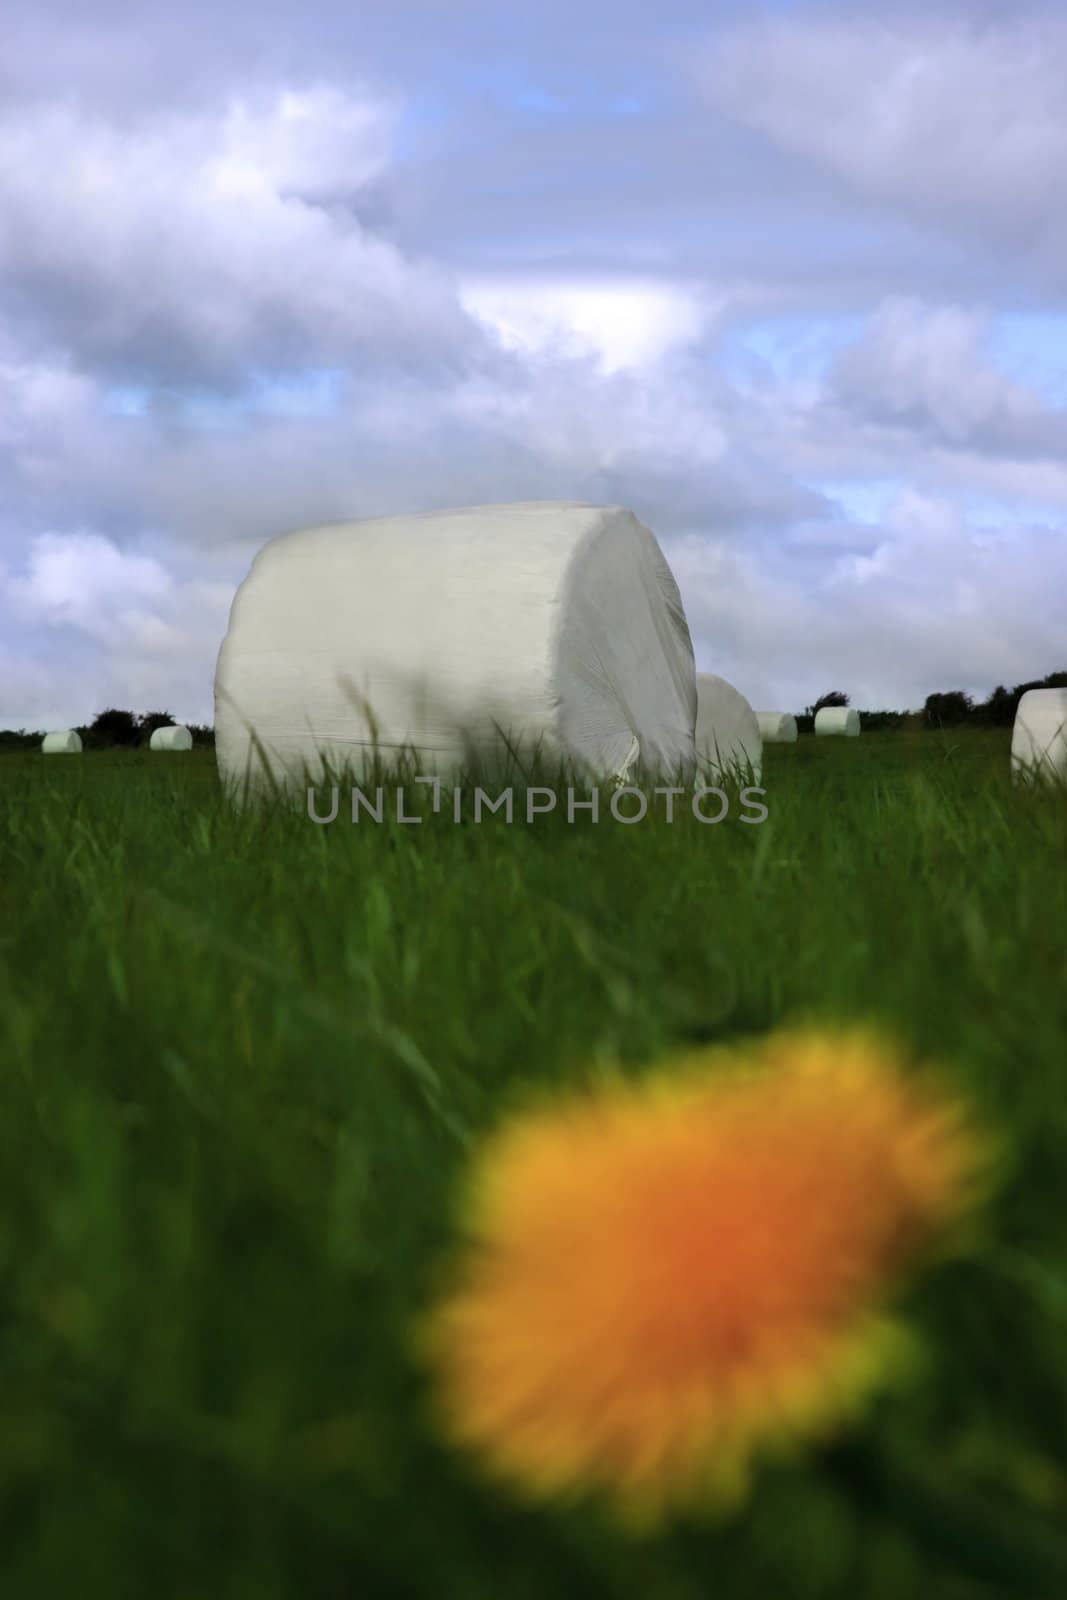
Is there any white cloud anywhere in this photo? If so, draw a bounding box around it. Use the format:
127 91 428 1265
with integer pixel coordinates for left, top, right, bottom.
7 532 172 636
697 10 1067 274
2 7 1066 725
459 276 722 372
212 86 395 202
7 290 1067 724
1 533 237 724
0 88 488 381
829 298 1048 445
668 486 1067 712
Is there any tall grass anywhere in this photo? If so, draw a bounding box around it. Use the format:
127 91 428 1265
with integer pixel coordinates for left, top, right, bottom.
0 729 1065 1597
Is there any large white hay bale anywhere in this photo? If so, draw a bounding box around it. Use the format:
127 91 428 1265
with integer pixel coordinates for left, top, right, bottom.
755 711 797 744
149 724 193 752
815 707 861 737
41 730 82 754
1011 689 1067 784
694 674 762 784
215 501 697 790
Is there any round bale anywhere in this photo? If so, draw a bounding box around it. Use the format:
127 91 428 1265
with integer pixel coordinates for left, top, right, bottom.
814 707 861 737
755 712 798 744
149 725 193 752
215 502 698 791
41 730 83 754
695 674 763 784
1011 689 1067 784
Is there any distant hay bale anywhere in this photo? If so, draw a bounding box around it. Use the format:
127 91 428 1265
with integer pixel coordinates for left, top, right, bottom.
149 724 193 752
695 674 763 784
815 707 861 738
214 501 698 792
41 730 82 754
756 712 798 744
1011 689 1067 784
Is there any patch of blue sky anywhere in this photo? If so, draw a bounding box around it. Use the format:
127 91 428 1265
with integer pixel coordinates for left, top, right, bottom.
813 478 905 524
104 385 150 417
958 492 1059 528
390 74 642 165
250 369 345 419
450 57 655 122
815 480 1056 531
729 314 867 384
101 370 345 428
986 313 1067 408
511 87 563 114
393 96 454 159
711 313 864 393
102 382 242 426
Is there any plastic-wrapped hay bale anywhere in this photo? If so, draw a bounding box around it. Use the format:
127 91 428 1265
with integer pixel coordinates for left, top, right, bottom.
41 730 82 754
215 502 698 792
756 712 797 744
694 674 762 784
149 724 193 752
1011 689 1067 784
815 707 861 737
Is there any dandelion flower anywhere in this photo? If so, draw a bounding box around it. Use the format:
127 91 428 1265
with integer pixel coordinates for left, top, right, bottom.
420 1027 988 1527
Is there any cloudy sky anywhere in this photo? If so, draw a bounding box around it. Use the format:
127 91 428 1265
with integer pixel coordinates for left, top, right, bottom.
3 0 1066 727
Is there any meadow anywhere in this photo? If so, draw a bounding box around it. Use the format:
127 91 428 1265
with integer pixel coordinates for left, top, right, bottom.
1 729 1065 1598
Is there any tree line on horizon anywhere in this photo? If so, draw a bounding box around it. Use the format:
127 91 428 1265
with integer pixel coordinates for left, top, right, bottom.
793 671 1067 734
0 707 215 752
2 671 1064 750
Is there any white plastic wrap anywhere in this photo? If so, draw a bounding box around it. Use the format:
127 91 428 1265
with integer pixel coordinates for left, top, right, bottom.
215 502 697 790
694 674 763 784
41 730 82 753
1011 689 1067 784
814 707 861 737
755 712 798 744
149 725 193 751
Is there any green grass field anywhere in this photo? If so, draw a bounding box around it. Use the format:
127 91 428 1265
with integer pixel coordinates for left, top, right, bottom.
1 730 1065 1598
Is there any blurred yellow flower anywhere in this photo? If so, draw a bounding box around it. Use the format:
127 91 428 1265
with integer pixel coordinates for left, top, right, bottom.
420 1027 989 1528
